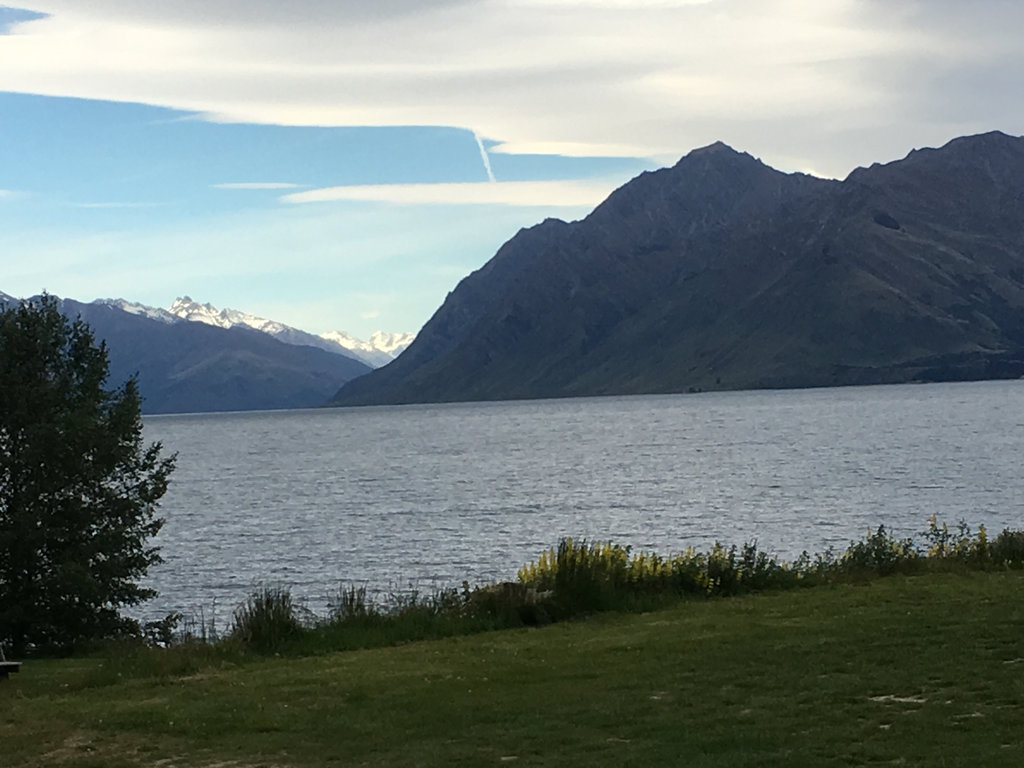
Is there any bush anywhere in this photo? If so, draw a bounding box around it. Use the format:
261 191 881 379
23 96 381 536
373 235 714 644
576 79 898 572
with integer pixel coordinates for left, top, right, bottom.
518 536 805 617
330 585 373 621
230 587 301 652
838 525 919 576
989 528 1024 568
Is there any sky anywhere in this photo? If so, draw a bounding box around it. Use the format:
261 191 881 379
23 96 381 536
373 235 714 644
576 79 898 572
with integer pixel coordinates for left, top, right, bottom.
1 1 1023 338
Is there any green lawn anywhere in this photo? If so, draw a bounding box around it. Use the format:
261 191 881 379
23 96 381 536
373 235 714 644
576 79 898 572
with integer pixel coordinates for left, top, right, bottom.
3 571 1023 767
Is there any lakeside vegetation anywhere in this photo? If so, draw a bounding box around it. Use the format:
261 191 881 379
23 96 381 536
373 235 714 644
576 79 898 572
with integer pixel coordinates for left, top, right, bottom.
148 516 1024 659
4 518 1024 766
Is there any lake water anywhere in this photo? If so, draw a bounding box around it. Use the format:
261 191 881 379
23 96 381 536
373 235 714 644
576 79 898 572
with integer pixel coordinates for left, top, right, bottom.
140 380 1024 623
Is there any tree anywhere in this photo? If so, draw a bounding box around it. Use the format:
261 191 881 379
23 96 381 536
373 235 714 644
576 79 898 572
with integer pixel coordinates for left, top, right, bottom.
0 295 175 655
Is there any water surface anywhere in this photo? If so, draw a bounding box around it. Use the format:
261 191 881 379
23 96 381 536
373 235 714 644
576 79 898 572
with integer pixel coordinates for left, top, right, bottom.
142 380 1024 620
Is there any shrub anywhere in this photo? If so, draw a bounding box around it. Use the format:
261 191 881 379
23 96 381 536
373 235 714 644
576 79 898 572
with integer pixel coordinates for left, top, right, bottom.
143 612 183 648
230 587 301 652
990 528 1024 568
466 581 552 626
85 519 1024 669
518 536 801 616
330 585 373 621
838 525 919 575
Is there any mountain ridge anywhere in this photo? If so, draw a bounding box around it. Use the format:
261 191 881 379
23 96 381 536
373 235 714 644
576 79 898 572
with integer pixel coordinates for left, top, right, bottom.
331 131 1024 406
1 293 374 413
96 295 414 368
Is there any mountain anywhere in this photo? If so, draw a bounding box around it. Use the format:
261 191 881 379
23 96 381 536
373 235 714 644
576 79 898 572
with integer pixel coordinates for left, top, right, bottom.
331 131 1024 406
1 295 372 414
321 330 417 364
162 296 411 368
94 297 179 324
69 299 373 414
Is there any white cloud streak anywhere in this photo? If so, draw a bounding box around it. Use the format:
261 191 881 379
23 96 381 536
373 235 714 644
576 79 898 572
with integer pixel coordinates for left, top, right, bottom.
472 131 496 182
281 180 613 207
0 1 1021 176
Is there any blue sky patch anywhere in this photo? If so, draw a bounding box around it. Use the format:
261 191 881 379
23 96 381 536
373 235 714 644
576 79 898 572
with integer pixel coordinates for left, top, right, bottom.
0 5 47 34
0 91 650 336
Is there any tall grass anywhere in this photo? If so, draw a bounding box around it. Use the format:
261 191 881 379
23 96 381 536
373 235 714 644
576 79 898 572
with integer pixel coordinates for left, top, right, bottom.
230 586 302 652
516 516 1024 612
67 517 1024 673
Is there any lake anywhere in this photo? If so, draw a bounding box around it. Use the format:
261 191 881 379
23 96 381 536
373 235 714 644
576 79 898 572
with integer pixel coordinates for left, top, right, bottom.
140 380 1024 623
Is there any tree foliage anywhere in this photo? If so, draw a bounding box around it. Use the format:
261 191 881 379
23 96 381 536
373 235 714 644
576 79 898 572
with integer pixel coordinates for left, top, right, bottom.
0 295 175 654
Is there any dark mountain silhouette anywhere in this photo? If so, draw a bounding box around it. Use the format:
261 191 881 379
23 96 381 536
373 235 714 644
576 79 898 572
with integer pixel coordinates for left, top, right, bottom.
331 131 1024 406
59 299 371 414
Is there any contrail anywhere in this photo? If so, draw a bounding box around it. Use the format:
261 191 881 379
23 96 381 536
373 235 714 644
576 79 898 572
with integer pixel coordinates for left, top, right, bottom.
472 130 496 183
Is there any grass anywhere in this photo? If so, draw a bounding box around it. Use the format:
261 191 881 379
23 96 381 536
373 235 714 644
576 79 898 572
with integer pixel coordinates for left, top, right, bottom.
4 569 1024 767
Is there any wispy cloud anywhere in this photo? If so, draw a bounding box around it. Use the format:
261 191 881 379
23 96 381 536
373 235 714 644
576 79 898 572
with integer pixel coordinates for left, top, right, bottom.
472 131 496 182
214 182 304 190
0 196 560 337
488 141 651 159
281 180 614 207
0 1 1015 176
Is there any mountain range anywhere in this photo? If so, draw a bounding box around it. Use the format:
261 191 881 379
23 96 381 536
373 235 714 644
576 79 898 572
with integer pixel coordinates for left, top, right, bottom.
0 293 412 414
97 296 413 368
331 131 1024 406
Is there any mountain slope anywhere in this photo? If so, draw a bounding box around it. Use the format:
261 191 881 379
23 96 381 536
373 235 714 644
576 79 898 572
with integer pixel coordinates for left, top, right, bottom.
59 299 372 414
92 296 413 368
164 297 404 368
331 132 1024 406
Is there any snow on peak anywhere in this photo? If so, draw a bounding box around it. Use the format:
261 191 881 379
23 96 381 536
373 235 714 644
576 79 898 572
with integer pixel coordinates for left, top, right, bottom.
4 290 413 368
320 330 414 362
320 330 373 352
168 296 289 335
369 331 416 357
169 297 413 367
92 298 178 323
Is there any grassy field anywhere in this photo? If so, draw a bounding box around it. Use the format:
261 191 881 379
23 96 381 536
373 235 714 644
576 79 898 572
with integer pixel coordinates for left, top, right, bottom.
3 569 1023 767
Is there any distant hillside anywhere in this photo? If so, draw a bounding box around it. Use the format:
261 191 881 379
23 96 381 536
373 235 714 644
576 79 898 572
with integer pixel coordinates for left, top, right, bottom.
331 131 1024 406
60 298 372 414
97 296 413 368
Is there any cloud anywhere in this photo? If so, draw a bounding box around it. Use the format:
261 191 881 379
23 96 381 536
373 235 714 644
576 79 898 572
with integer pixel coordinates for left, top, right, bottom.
0 189 577 337
488 141 651 159
511 0 715 6
0 1 1022 176
214 182 304 190
280 179 614 207
472 131 496 183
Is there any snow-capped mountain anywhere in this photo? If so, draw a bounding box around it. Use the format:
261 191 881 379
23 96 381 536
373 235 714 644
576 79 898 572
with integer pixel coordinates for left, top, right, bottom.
64 296 372 414
165 297 410 368
94 298 178 324
368 331 416 357
169 297 291 335
7 291 412 369
321 330 415 363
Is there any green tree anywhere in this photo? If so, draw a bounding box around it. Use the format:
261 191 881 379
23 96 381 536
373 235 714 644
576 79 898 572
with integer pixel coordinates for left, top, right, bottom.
0 295 175 655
